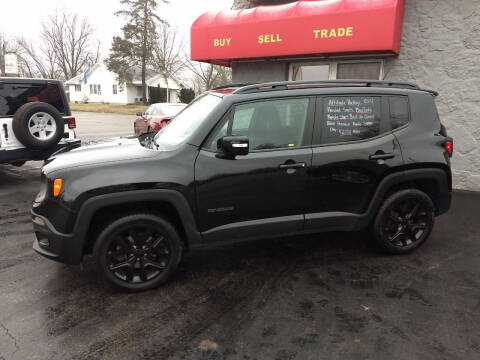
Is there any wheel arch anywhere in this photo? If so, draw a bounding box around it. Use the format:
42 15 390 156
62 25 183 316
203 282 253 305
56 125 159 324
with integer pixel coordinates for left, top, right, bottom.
366 168 451 223
73 190 202 259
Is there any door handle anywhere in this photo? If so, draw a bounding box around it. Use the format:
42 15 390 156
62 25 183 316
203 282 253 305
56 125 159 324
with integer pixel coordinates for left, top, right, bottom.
369 153 395 161
279 162 306 169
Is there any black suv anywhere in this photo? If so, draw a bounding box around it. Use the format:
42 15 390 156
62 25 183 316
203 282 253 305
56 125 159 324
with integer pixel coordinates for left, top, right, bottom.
0 78 80 166
32 80 453 291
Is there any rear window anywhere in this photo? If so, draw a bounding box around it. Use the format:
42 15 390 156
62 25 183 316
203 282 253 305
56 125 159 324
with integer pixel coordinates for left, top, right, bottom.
0 82 67 118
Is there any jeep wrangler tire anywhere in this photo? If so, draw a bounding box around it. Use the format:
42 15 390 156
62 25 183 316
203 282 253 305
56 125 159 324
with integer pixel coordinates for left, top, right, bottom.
372 189 435 254
93 213 183 292
12 102 64 150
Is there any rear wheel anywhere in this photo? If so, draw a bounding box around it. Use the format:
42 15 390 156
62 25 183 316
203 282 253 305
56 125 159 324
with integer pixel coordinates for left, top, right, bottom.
93 213 183 291
372 189 435 254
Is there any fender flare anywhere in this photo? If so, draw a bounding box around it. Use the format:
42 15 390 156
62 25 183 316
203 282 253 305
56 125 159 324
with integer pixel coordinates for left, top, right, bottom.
70 189 202 261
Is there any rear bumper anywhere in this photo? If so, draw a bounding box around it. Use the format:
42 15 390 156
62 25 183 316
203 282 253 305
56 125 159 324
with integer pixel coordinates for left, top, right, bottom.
0 139 81 164
32 210 83 265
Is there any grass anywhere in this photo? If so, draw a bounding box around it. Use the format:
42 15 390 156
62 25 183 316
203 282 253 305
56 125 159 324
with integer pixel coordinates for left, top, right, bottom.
69 102 148 115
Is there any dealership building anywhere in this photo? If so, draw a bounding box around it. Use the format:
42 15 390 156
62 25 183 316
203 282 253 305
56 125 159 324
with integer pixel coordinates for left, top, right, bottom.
191 0 480 191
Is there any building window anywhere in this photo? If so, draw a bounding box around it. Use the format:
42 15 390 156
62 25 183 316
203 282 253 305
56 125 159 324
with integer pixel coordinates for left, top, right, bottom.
113 84 118 95
290 60 383 81
74 85 81 92
89 84 102 95
292 64 330 81
337 62 382 80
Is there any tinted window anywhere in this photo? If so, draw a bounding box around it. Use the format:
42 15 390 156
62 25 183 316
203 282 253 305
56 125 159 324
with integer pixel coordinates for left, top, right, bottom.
0 82 66 117
389 96 409 129
206 98 310 151
336 62 381 80
321 96 381 144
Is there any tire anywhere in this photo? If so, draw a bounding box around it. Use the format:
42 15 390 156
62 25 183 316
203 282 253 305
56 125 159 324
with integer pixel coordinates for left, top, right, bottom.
93 213 183 292
12 102 64 150
147 126 152 133
372 189 435 254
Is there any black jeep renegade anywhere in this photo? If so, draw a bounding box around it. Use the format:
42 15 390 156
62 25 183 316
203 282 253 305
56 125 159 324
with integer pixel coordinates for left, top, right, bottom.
32 80 453 291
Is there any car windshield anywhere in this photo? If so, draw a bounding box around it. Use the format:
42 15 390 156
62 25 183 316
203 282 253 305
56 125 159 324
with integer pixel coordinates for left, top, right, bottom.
153 94 222 150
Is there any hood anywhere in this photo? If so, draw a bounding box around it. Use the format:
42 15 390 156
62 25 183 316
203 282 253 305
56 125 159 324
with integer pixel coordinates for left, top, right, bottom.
43 137 159 174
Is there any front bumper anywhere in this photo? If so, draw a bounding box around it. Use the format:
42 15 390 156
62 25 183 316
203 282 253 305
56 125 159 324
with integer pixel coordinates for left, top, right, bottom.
32 210 83 265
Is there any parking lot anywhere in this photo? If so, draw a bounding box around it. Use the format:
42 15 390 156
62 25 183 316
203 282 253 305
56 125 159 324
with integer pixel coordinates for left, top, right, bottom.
1 114 480 360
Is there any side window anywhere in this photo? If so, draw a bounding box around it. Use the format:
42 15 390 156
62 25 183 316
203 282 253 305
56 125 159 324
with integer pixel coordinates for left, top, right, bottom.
321 96 381 144
205 98 310 151
389 96 409 129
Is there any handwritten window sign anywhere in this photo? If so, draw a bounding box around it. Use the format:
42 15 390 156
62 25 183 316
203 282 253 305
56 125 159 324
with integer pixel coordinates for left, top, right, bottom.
323 96 381 144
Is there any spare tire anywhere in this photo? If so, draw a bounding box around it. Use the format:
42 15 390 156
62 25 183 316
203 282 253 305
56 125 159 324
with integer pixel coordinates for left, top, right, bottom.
12 102 64 150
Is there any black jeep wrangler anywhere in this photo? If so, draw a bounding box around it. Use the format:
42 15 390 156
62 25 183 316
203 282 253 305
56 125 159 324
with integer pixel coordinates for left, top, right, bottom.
32 80 453 291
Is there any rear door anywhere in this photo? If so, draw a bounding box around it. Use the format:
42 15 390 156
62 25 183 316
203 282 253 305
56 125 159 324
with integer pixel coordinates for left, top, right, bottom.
306 94 403 230
195 96 315 242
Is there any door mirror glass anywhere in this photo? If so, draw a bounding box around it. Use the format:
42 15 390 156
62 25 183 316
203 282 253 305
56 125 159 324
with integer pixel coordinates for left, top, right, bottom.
218 136 249 157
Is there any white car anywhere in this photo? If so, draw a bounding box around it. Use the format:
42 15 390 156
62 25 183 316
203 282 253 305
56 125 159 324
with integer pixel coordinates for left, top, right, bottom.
0 78 80 166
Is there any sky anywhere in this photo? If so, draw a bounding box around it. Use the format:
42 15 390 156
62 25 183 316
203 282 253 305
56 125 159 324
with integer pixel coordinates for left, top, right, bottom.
0 0 234 58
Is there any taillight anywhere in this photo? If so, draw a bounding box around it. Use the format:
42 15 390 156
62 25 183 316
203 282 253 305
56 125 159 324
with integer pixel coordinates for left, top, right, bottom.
66 117 76 129
445 139 453 157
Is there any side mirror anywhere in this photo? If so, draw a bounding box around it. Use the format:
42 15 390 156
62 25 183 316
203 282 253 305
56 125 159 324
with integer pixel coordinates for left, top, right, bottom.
136 112 143 116
218 136 249 158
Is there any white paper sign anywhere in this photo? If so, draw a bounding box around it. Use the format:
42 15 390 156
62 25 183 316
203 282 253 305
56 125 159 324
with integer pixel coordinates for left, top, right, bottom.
5 54 18 75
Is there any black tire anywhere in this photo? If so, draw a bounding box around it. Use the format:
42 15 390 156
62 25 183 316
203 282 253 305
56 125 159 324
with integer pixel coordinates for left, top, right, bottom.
372 189 435 254
12 102 64 150
93 213 183 292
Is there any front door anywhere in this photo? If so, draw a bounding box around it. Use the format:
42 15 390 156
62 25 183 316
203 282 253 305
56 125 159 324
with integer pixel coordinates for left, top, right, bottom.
195 97 315 242
306 94 404 230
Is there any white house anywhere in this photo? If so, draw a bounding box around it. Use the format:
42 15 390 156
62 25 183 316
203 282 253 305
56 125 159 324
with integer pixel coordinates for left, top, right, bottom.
65 63 181 104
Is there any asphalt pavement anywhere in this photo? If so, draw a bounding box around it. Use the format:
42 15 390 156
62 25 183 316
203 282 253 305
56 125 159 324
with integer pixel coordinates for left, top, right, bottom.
0 115 479 359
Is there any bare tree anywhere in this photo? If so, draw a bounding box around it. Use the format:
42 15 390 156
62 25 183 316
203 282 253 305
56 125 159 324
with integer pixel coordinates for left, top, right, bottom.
15 37 59 79
150 23 185 101
186 61 232 93
41 9 100 80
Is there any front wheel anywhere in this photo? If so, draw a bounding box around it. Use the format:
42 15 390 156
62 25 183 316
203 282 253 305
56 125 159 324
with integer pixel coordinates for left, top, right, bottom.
93 213 183 291
372 189 435 254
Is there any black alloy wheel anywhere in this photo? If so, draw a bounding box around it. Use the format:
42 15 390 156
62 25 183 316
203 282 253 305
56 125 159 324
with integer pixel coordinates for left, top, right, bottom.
94 214 183 291
107 225 171 283
373 189 434 254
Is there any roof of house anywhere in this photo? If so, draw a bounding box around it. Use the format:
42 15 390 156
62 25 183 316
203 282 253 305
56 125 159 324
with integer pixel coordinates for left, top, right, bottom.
65 63 180 89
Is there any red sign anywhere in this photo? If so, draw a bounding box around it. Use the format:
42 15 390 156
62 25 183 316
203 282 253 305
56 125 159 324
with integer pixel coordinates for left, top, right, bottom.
191 0 405 66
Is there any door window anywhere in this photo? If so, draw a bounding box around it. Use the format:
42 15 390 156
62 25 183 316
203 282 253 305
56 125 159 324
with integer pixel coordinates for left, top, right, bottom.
206 98 310 151
389 96 410 129
320 96 382 144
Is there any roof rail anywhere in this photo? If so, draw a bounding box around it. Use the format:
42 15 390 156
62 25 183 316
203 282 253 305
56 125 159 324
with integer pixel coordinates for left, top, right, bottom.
233 80 437 96
213 83 255 90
